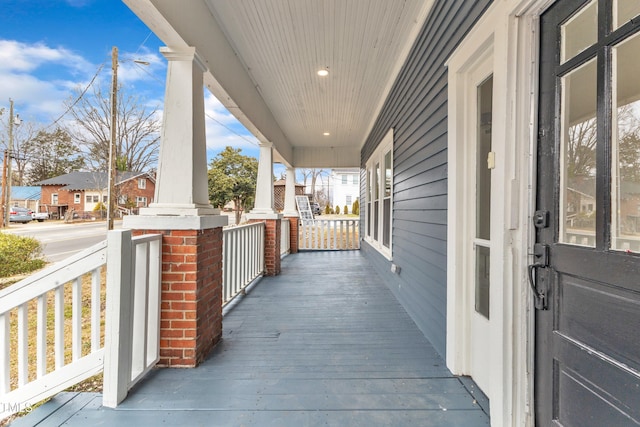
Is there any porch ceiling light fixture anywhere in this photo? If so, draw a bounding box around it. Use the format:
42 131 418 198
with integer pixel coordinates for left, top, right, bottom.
323 132 330 136
317 69 329 77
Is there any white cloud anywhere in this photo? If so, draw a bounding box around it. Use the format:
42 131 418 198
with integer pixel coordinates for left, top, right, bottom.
0 40 91 74
204 92 259 152
0 39 167 127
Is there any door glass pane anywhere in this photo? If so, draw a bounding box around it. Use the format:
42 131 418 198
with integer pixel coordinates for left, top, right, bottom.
561 0 597 63
475 244 490 319
612 33 640 251
560 58 597 247
476 76 492 241
614 0 640 30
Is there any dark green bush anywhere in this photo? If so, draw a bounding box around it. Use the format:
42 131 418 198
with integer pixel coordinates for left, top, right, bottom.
325 204 331 214
344 205 349 215
335 206 341 215
0 233 46 278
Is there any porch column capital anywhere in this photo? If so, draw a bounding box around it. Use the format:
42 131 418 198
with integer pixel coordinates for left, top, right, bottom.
282 166 299 217
160 46 207 72
250 141 276 215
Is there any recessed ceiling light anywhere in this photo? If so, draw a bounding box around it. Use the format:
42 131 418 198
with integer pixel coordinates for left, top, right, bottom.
323 132 330 136
317 69 329 77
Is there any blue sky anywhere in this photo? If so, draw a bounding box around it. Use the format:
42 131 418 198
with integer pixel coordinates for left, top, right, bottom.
0 0 263 163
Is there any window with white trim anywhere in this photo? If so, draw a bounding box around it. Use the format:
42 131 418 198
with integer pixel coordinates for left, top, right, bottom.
51 193 58 205
138 178 146 189
365 129 393 259
74 193 81 204
136 196 147 207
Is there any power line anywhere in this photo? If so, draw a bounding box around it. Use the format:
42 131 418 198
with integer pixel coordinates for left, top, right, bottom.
205 113 259 147
44 63 105 130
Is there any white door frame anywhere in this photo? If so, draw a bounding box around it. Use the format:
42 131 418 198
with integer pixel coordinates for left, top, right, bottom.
446 1 554 425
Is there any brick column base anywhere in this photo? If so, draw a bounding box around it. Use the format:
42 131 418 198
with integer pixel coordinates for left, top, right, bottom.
133 227 223 367
284 216 299 254
249 218 281 276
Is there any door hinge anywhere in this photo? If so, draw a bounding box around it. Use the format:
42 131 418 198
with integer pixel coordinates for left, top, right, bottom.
528 243 550 310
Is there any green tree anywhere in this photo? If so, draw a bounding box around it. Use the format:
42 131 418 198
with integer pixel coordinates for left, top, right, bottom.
344 205 349 215
24 127 84 183
620 131 640 183
352 198 360 215
335 205 341 215
208 147 258 224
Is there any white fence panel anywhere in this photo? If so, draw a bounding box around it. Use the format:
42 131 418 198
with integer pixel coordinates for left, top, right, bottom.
298 219 360 250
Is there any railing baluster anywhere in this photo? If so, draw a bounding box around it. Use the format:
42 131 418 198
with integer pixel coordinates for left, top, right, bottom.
54 285 64 369
72 277 82 361
91 268 101 353
0 313 9 394
131 240 148 379
17 303 28 387
37 294 47 377
147 238 162 366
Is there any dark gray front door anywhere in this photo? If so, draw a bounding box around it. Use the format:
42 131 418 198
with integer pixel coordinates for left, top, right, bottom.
536 0 640 425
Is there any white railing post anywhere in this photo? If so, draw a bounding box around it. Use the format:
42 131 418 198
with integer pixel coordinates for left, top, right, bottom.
103 229 134 408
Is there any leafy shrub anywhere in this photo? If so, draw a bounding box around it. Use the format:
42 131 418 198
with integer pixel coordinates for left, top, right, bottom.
344 205 349 215
352 199 360 215
335 206 341 215
0 233 46 277
93 202 106 212
325 204 331 214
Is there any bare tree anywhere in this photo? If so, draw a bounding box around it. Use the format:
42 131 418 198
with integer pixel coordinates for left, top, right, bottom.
300 168 328 200
66 82 160 172
0 115 40 186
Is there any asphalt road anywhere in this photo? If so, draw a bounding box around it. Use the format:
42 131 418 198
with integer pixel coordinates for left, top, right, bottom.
3 220 120 263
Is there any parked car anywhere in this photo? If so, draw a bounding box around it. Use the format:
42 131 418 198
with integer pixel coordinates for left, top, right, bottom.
32 211 49 222
311 203 322 215
9 206 33 223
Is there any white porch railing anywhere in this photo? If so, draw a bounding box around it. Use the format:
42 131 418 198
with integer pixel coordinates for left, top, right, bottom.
222 222 265 306
299 219 360 250
103 230 162 407
0 240 107 419
0 230 161 418
281 218 290 257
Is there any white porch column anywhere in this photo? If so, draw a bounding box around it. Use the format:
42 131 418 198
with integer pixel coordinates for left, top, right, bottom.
250 142 276 215
139 47 217 218
282 166 298 217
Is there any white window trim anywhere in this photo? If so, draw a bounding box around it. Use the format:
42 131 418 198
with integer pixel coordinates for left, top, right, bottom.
74 193 81 204
365 128 393 260
138 178 146 189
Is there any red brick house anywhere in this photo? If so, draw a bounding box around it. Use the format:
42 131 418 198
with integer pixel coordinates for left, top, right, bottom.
36 171 155 219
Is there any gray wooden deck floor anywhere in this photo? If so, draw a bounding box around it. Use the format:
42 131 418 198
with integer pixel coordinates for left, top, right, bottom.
14 251 489 426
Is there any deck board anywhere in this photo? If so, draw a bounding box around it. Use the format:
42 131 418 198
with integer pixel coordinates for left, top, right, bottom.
13 251 489 426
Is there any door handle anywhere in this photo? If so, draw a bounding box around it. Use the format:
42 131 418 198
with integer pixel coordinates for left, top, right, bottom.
528 243 549 310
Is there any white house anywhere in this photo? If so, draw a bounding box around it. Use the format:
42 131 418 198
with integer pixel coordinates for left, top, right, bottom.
329 168 360 213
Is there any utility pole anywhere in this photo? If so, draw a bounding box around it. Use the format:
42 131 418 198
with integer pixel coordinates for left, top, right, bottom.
107 47 118 231
4 99 15 227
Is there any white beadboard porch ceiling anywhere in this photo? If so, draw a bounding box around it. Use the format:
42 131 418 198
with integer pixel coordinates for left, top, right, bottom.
124 0 434 167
